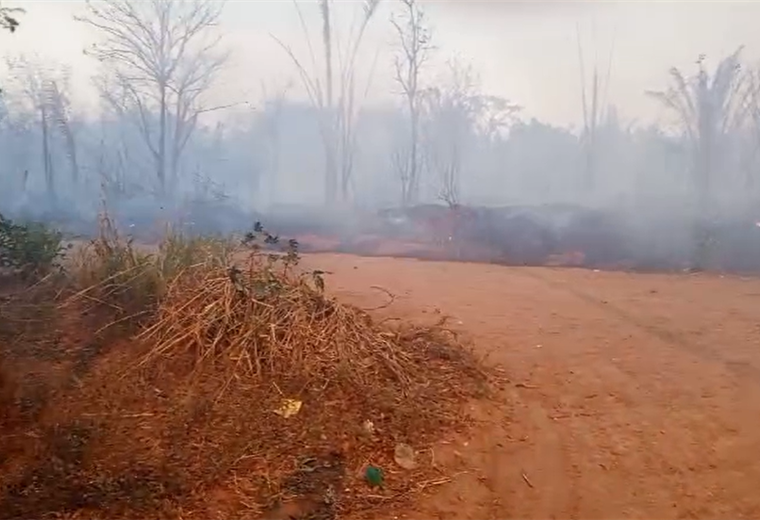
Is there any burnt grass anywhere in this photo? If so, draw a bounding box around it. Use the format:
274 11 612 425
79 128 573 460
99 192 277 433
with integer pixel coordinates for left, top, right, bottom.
0 284 188 520
0 350 191 520
1 421 185 520
0 340 193 519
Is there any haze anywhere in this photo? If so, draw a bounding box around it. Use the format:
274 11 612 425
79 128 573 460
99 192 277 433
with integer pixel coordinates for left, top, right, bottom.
1 0 760 268
6 1 760 124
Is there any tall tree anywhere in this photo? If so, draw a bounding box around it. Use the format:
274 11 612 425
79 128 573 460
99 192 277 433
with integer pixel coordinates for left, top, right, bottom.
391 0 432 206
576 26 615 192
5 57 78 200
45 77 80 185
648 48 747 268
78 0 228 194
274 0 381 204
422 60 518 206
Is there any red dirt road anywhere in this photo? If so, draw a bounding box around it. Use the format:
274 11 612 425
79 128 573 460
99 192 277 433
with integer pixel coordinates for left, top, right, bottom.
304 253 760 520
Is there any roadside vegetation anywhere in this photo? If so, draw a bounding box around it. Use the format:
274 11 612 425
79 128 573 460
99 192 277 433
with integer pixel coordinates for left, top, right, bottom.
0 213 489 520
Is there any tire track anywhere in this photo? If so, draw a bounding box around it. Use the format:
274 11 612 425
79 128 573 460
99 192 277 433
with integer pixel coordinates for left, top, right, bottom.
517 268 760 381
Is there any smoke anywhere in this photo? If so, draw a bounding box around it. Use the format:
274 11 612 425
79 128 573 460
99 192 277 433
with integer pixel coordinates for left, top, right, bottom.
2 0 760 271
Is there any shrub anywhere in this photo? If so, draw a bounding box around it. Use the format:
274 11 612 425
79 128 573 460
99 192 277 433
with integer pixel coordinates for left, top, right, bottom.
0 212 67 279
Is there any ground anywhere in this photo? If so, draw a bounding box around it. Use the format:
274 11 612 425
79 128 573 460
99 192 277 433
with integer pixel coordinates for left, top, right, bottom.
302 253 760 519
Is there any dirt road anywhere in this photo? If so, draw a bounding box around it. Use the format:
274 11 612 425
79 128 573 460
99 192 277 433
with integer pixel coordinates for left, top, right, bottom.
304 253 760 520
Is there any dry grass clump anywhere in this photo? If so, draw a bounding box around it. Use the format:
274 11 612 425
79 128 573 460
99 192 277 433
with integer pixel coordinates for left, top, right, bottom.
114 231 488 517
139 254 422 391
66 214 235 335
130 223 471 395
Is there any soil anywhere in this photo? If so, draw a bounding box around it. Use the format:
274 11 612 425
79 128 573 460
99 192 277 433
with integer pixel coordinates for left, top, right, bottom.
4 249 760 519
301 253 760 520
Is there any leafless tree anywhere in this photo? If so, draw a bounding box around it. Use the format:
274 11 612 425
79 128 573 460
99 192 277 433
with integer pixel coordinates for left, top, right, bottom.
422 61 476 206
390 143 413 206
274 0 381 204
7 60 53 196
45 78 80 184
6 56 79 199
78 0 229 194
648 47 747 268
576 26 615 191
422 59 519 206
390 0 432 206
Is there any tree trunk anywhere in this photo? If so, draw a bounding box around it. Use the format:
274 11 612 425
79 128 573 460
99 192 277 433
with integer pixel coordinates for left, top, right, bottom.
40 105 55 201
693 126 713 271
321 0 337 204
409 97 420 205
324 136 337 204
157 82 168 192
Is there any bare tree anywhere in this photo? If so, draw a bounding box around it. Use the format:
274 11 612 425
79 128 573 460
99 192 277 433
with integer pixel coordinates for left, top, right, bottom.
45 78 80 184
6 56 79 200
320 0 337 203
391 0 432 206
390 142 412 206
422 59 518 206
422 61 476 207
274 0 381 204
576 26 615 191
647 47 747 268
78 0 229 194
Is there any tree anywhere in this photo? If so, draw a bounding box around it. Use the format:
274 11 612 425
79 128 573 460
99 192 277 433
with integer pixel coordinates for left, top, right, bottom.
390 0 432 206
576 26 614 192
0 2 22 33
647 47 747 268
422 61 476 206
46 77 80 184
735 66 760 197
5 56 79 200
78 0 229 194
274 0 381 204
422 59 519 206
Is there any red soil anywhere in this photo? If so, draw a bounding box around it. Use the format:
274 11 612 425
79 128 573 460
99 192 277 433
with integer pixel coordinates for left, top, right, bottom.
303 253 760 519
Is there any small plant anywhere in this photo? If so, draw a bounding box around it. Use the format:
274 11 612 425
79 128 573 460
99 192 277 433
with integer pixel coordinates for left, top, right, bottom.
0 212 68 279
239 221 326 293
242 221 300 268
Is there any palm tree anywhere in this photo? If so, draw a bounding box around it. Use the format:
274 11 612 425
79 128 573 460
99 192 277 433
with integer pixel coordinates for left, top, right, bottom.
647 47 746 268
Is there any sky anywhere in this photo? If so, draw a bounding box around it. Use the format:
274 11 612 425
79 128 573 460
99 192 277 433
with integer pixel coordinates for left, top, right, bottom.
2 1 759 127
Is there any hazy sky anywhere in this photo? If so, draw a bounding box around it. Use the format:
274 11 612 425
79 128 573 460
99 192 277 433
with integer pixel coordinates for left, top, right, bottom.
2 1 759 127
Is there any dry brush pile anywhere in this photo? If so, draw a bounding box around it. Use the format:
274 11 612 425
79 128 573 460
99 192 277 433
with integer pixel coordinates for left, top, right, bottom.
0 217 490 520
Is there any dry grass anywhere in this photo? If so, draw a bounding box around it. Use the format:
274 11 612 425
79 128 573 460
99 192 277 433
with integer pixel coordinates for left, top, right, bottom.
138 253 440 393
0 220 491 520
64 215 236 336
